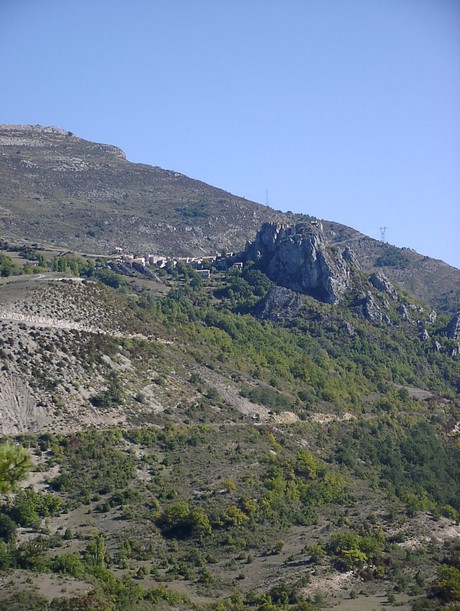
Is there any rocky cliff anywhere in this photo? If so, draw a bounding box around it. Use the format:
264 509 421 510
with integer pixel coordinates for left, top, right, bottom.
245 222 351 303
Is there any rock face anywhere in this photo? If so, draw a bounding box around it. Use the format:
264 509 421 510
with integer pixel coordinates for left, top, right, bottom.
245 223 351 303
368 272 398 300
252 286 303 322
363 292 383 323
446 313 460 340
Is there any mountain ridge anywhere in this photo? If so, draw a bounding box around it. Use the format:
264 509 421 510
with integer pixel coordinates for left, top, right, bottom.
0 123 459 312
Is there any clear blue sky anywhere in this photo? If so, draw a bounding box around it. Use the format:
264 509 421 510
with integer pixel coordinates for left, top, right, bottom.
1 0 459 268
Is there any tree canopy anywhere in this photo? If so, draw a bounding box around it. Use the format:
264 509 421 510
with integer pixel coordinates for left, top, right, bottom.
0 442 31 494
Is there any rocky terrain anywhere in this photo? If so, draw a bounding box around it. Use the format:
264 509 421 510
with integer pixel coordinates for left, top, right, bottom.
0 252 457 610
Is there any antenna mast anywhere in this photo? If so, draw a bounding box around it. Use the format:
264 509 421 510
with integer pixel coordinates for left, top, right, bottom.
380 226 387 243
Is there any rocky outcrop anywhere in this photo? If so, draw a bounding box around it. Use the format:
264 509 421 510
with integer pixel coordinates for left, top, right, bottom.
398 304 412 322
368 272 398 300
245 223 351 303
428 310 437 325
446 313 460 340
419 328 430 341
363 292 383 323
252 286 303 322
342 246 358 267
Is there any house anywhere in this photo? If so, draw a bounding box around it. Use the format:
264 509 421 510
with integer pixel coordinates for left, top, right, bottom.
132 257 146 266
148 254 167 267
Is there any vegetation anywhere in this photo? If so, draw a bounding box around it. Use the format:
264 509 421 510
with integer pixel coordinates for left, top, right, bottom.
0 255 459 609
0 442 31 494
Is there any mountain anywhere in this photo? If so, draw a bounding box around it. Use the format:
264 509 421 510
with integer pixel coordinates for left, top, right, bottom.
0 123 459 312
0 124 459 610
0 124 283 257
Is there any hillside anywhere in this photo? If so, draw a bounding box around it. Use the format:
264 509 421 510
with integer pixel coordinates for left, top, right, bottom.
0 124 459 312
0 124 283 257
0 257 459 610
0 124 459 609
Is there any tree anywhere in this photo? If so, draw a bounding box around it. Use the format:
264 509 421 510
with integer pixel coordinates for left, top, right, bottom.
0 442 31 495
435 565 460 602
0 514 17 543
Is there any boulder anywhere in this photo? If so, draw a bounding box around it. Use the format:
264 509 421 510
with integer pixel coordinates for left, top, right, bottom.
419 328 430 341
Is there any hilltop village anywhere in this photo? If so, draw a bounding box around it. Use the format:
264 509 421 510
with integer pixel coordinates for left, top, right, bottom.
109 248 244 279
109 222 326 280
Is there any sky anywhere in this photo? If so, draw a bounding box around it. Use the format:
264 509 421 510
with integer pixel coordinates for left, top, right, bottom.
1 0 459 268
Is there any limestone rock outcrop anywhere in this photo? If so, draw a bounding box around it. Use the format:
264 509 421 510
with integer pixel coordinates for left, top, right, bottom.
363 292 383 323
245 223 351 303
446 313 460 340
428 310 437 325
419 328 430 341
368 272 398 300
252 286 303 322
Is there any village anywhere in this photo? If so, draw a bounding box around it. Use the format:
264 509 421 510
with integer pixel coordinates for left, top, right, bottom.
110 247 244 279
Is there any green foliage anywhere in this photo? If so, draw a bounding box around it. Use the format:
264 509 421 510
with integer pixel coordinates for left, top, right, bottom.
0 441 31 494
8 488 62 527
146 264 459 408
334 420 460 513
0 591 50 611
0 253 21 276
307 543 326 563
434 564 460 602
175 205 209 219
51 552 87 579
327 529 385 570
157 500 212 538
94 267 123 288
90 375 124 408
240 385 292 411
295 450 322 480
219 504 249 528
50 253 95 276
215 266 273 311
49 430 134 499
0 513 17 542
376 247 410 268
1 263 460 608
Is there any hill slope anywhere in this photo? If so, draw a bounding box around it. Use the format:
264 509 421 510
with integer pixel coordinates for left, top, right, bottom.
0 124 282 257
0 262 458 609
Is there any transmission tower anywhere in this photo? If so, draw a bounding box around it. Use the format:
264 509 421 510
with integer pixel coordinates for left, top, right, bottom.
380 226 387 243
